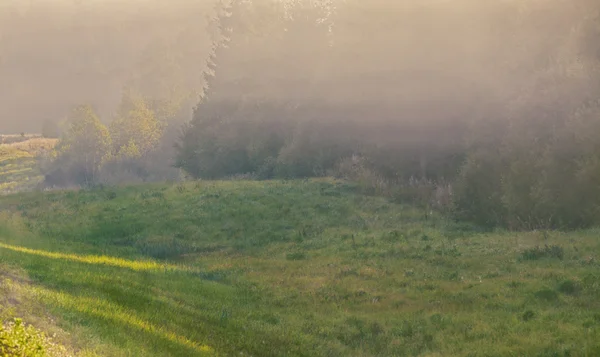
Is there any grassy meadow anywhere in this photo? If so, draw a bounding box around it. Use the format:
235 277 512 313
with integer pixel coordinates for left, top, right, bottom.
1 180 600 356
0 137 57 195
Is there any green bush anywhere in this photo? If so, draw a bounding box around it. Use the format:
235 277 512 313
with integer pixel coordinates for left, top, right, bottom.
0 318 67 357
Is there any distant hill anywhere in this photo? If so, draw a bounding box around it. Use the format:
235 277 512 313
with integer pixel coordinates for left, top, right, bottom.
0 137 57 194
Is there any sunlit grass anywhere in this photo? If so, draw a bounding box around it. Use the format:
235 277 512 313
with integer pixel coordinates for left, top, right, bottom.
4 138 58 155
0 138 53 195
32 286 214 355
0 242 194 273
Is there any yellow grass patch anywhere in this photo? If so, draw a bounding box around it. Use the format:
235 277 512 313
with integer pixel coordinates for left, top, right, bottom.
3 138 58 155
0 242 194 273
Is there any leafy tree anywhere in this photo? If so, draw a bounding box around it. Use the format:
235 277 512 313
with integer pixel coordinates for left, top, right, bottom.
47 105 111 186
453 1 600 229
109 89 162 160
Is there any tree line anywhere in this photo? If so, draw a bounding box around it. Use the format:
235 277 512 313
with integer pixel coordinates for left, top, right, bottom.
43 89 186 187
45 0 600 230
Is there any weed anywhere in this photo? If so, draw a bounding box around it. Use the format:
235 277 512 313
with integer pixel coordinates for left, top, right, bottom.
522 310 536 321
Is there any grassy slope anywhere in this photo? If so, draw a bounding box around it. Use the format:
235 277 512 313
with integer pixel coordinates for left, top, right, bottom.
0 138 57 195
0 180 599 356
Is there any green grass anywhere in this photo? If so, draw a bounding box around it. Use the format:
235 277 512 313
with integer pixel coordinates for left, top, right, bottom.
0 179 599 356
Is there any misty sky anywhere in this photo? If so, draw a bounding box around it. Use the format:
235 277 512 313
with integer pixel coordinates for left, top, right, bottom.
0 0 214 133
0 0 594 134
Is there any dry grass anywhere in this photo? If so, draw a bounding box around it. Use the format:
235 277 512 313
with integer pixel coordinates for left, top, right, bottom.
3 138 58 155
0 138 56 195
0 134 42 145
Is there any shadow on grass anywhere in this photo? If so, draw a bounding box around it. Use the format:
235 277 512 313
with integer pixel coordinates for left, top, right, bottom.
32 285 215 356
0 241 307 357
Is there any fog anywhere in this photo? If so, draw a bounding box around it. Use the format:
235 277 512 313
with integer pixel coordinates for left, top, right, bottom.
1 3 600 354
1 0 596 134
0 0 213 133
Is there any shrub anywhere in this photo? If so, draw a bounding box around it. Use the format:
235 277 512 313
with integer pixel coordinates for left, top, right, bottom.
45 105 111 187
0 318 68 357
332 155 390 195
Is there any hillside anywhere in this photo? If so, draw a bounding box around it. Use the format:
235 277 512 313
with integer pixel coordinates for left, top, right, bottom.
0 180 599 356
0 137 57 195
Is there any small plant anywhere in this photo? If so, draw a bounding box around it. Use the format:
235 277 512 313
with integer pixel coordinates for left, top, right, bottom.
220 308 231 324
519 244 564 261
522 310 536 321
0 318 67 357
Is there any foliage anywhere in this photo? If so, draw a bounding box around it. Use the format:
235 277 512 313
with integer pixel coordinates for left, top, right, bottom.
1 318 47 356
44 90 184 187
176 0 469 183
452 3 600 229
109 89 163 160
174 1 600 232
0 318 69 357
46 105 111 187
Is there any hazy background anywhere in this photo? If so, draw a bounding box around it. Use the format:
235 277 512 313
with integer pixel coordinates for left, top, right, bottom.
1 0 595 133
0 0 213 133
1 0 599 229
